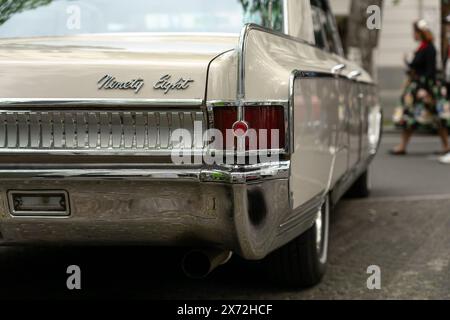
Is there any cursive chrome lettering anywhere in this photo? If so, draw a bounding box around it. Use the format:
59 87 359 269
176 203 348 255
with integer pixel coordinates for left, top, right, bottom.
153 74 194 94
98 75 144 94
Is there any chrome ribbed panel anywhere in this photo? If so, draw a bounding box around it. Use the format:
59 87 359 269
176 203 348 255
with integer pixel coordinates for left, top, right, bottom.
0 110 205 154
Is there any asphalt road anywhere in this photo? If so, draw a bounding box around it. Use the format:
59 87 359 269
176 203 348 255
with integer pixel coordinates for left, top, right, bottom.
371 133 450 198
1 132 449 300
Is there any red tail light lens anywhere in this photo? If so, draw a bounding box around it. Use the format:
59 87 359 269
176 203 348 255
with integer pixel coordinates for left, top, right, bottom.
213 106 237 137
245 106 285 150
213 106 285 151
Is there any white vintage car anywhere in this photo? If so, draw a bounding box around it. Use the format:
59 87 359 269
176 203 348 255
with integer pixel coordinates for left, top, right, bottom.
0 0 382 287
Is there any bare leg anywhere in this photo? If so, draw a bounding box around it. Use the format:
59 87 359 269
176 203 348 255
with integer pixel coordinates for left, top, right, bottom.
393 128 413 153
437 127 450 153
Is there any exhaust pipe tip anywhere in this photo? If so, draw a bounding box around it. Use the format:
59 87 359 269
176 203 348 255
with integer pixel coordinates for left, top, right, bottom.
182 250 212 279
182 249 232 279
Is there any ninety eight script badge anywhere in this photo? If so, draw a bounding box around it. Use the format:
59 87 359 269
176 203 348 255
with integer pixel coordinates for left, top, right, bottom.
98 75 144 94
153 74 194 94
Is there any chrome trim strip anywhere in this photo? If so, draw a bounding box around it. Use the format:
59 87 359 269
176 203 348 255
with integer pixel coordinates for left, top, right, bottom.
201 161 290 183
0 149 286 157
288 71 298 154
0 98 204 107
237 24 250 122
0 161 290 184
242 100 289 107
279 193 323 231
293 70 344 79
207 100 289 107
271 193 325 254
237 24 250 101
0 168 202 180
0 150 202 156
299 70 375 86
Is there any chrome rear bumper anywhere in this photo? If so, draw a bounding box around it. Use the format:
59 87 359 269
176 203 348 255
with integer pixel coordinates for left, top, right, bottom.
0 162 310 260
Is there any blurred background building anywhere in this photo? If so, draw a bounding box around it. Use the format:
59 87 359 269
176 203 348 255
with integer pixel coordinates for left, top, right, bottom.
330 0 443 122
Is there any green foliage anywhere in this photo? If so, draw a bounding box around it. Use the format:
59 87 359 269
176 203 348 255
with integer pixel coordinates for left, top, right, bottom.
0 0 52 26
238 0 283 31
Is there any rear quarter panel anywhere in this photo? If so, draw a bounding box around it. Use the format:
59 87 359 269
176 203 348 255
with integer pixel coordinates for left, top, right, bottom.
240 27 375 211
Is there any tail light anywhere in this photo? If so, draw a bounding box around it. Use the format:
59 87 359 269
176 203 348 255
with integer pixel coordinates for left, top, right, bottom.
213 106 285 151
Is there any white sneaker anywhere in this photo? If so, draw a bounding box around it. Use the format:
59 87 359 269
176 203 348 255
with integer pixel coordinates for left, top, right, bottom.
439 153 450 164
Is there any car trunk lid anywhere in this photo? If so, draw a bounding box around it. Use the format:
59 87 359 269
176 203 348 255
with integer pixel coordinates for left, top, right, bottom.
0 33 238 100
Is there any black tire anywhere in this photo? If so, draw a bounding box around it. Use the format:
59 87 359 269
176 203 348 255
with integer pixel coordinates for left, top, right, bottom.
346 170 371 198
263 196 330 288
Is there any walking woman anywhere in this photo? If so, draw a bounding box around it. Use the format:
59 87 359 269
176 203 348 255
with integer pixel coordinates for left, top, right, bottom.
391 20 450 155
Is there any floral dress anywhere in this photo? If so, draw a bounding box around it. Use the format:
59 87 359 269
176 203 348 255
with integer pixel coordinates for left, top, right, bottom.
436 84 450 128
397 41 450 130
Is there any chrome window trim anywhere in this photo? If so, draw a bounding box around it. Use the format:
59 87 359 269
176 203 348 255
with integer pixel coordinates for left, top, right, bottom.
324 1 345 57
311 5 331 52
283 0 289 35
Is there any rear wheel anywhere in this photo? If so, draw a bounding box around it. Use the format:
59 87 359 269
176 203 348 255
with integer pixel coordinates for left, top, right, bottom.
263 196 330 288
346 170 371 198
